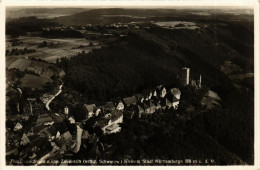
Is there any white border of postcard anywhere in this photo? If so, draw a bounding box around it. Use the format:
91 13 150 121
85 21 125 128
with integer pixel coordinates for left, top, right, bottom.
0 0 259 170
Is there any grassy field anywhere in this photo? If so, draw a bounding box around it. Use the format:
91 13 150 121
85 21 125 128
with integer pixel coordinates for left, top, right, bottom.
6 36 101 63
7 58 56 77
8 58 31 71
20 74 52 89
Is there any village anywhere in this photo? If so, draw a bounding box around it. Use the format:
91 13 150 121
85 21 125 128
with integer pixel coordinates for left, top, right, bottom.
6 67 202 165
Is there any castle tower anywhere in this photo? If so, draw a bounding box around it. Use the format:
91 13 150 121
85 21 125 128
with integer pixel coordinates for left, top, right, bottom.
199 74 202 88
181 67 190 86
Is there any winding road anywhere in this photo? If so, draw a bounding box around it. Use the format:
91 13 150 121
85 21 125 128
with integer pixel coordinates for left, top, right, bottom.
45 84 63 111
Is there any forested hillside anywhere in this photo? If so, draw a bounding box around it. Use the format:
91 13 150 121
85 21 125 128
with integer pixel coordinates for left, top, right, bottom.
56 20 254 164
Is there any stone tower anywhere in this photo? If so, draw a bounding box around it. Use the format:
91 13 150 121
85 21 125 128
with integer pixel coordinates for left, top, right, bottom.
181 67 190 86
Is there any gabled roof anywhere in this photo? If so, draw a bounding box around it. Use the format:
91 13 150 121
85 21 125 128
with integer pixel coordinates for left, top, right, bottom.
156 85 165 90
105 101 115 110
123 96 137 106
52 114 65 123
84 104 96 112
21 133 30 143
14 122 23 128
36 115 53 124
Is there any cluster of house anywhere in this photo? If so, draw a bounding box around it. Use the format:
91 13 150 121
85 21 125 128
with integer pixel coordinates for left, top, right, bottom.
6 110 79 164
42 26 76 32
74 85 182 135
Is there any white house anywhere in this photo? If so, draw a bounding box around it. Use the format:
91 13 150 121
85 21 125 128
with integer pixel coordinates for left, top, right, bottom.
170 88 181 100
14 122 23 131
97 110 123 135
84 104 97 118
112 99 124 111
20 133 30 145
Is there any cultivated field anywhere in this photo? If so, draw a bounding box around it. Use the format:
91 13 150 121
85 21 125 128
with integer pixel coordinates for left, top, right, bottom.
6 36 101 63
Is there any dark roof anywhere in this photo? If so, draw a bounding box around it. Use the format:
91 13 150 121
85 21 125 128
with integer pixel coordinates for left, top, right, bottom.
84 117 97 130
48 152 62 161
136 102 144 109
111 98 123 106
160 97 166 105
133 93 143 100
36 115 53 124
28 134 39 141
166 93 179 103
166 94 174 103
32 124 46 134
150 96 158 101
131 104 139 112
156 85 165 90
110 110 123 122
143 101 150 109
103 102 115 110
149 100 156 107
142 89 152 97
30 137 46 147
8 134 21 142
93 106 100 113
166 92 174 99
47 125 57 136
173 96 179 102
123 96 137 106
97 118 110 128
52 114 65 123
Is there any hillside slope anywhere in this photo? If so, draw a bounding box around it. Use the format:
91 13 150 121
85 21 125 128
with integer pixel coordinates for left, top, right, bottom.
57 20 254 164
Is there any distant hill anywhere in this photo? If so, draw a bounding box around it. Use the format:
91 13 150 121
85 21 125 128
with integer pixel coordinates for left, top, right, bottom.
6 7 89 19
54 8 254 26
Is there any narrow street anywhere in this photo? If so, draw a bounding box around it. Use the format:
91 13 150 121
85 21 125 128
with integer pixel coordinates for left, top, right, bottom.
46 84 63 111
